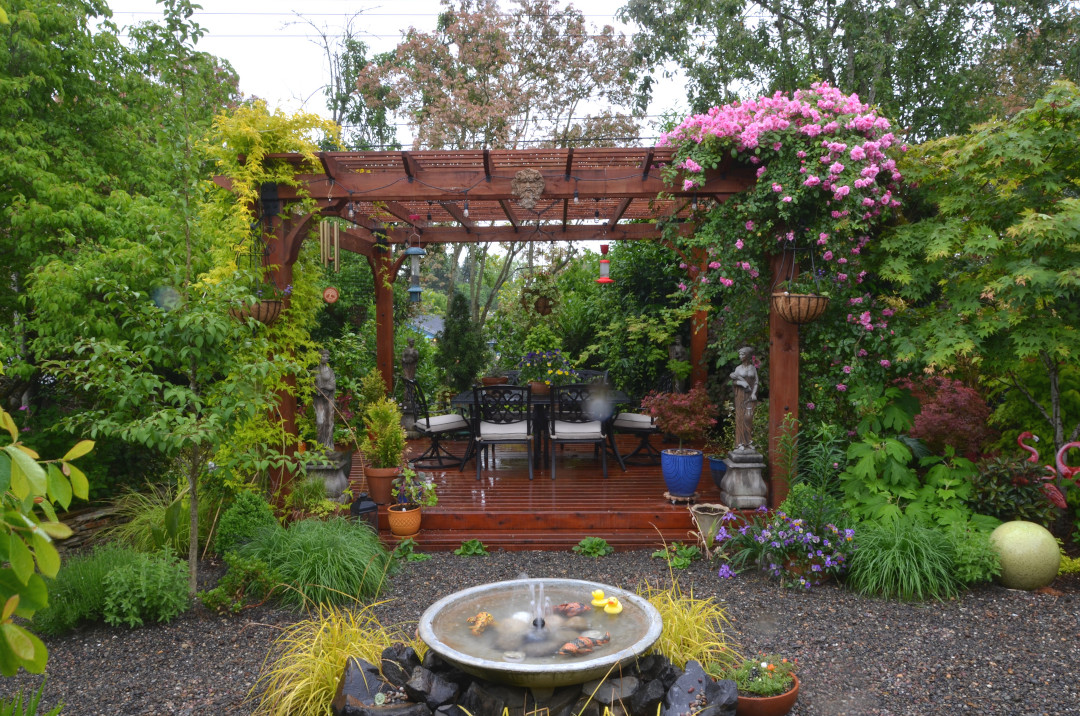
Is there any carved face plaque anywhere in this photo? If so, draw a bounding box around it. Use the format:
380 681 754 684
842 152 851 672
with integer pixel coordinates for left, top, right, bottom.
511 168 545 209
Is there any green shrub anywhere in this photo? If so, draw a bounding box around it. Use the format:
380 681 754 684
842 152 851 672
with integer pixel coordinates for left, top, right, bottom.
0 678 62 716
199 553 280 614
947 525 1001 586
640 581 740 674
967 456 1059 528
573 536 614 557
651 542 701 570
240 518 393 609
846 518 960 601
32 544 143 635
215 489 281 556
453 539 488 556
779 482 851 533
102 548 189 627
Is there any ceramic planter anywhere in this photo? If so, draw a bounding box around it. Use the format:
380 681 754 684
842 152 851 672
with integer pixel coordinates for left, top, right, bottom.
736 674 799 716
707 455 728 490
364 466 400 504
660 449 703 497
387 502 422 537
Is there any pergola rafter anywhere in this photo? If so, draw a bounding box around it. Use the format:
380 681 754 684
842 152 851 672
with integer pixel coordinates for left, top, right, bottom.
218 147 798 506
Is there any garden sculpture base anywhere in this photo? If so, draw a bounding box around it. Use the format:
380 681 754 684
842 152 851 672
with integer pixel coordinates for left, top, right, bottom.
721 448 767 509
306 450 352 502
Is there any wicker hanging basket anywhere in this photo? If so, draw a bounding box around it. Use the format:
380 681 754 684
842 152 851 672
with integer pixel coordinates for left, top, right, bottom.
229 299 283 326
770 292 829 324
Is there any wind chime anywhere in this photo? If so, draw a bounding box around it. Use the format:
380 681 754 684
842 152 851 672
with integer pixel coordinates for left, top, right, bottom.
319 220 341 304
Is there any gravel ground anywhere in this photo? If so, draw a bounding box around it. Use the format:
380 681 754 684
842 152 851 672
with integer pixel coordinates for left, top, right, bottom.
2 551 1078 716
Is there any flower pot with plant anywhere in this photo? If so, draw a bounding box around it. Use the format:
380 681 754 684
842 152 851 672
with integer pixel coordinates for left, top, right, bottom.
516 349 577 395
703 437 729 490
360 397 407 504
387 468 438 537
727 654 799 716
771 270 829 325
641 386 717 498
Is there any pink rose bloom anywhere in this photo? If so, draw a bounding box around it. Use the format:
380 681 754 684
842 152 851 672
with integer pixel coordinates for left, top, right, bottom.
772 182 783 192
837 272 848 281
880 359 891 368
709 261 722 269
836 384 847 392
735 240 744 250
823 251 834 261
838 257 848 264
849 145 866 161
803 175 821 187
757 166 768 178
745 220 755 231
829 162 845 174
834 185 851 198
782 196 792 202
858 349 868 357
882 308 895 317
862 197 875 207
842 365 852 374
682 158 703 173
796 150 807 158
719 277 734 287
677 282 688 291
772 142 783 151
700 277 709 284
682 179 696 191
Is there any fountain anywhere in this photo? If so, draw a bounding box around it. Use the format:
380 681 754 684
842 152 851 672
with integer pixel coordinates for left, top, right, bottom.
418 578 663 689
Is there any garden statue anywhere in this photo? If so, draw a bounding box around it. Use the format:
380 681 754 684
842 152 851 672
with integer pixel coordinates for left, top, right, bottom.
401 338 419 381
309 349 350 501
668 336 688 393
721 346 767 509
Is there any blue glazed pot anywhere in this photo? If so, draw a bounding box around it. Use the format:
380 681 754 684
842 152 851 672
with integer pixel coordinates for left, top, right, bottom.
707 455 728 491
660 449 704 497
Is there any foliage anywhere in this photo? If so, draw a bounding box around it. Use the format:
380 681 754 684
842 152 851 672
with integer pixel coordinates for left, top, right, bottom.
881 81 1080 456
31 544 142 636
101 548 189 628
434 292 489 393
359 398 407 469
1060 554 1080 575
619 0 1077 140
248 603 425 716
453 539 489 557
391 468 438 508
793 422 847 497
846 517 961 601
105 482 211 555
638 580 740 673
516 350 577 387
651 542 701 570
640 387 717 449
778 483 852 536
727 655 797 697
572 536 614 558
0 679 61 716
0 406 89 675
392 537 432 563
238 518 393 609
966 457 1059 528
215 490 282 557
904 377 998 459
198 552 280 614
946 525 1002 587
724 508 855 589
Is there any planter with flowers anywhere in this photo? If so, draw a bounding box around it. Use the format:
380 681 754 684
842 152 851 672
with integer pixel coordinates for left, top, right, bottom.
641 386 717 498
229 283 293 326
516 349 578 396
359 397 407 504
771 271 830 325
728 654 799 716
388 468 438 537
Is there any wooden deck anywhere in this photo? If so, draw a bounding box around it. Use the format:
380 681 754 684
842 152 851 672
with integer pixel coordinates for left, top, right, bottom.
350 437 724 552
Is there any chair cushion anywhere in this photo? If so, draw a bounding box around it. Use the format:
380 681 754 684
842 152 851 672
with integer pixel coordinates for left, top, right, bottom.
613 412 657 431
418 413 469 433
550 420 604 441
479 420 530 442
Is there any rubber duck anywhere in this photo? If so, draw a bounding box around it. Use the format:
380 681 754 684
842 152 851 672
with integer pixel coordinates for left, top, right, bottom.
603 597 623 615
590 589 608 607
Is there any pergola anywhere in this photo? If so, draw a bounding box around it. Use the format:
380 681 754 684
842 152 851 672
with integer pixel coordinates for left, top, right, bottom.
217 147 800 505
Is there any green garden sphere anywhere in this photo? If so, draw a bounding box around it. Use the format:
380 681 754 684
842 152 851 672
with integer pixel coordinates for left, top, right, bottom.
990 520 1060 590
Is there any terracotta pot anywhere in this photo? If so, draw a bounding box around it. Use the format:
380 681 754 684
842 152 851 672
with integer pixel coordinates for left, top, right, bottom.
529 381 550 396
387 503 422 537
770 293 829 324
365 466 400 504
482 376 508 386
736 674 799 716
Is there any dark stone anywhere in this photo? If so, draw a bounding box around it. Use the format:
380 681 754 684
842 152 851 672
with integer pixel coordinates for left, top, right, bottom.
351 704 432 716
381 644 421 689
628 675 665 716
568 695 601 716
540 685 584 716
332 657 385 716
661 661 731 716
420 651 471 689
581 676 639 705
434 706 470 716
405 666 460 710
457 680 532 716
710 679 738 716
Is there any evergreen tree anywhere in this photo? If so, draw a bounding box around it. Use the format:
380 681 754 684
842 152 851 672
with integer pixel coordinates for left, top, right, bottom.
434 292 489 393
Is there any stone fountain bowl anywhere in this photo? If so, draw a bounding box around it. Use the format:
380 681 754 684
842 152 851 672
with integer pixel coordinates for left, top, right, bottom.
418 578 663 689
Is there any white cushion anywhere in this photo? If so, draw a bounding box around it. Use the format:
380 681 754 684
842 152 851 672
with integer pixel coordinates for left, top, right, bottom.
479 420 530 442
613 412 657 431
550 420 604 441
418 413 469 433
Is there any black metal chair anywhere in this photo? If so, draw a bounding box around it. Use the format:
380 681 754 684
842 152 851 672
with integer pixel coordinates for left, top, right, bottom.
465 384 534 481
574 368 610 385
401 377 471 469
549 383 624 479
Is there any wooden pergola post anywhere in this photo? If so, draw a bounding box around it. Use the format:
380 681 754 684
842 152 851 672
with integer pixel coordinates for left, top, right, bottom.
767 253 799 507
370 245 400 395
690 247 710 387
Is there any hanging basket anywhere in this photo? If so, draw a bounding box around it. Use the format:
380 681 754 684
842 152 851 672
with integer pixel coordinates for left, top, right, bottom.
770 292 829 325
229 299 283 326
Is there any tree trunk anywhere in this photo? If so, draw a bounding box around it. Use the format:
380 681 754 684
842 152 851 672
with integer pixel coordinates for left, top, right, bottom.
188 452 200 598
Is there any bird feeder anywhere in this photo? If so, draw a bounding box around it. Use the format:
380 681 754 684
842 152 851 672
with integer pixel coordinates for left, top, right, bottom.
596 244 613 284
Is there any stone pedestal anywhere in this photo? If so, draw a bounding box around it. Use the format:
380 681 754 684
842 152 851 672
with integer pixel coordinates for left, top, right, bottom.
306 450 353 502
720 446 767 509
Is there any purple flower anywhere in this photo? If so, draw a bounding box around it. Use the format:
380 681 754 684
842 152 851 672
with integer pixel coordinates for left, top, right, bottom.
718 564 736 579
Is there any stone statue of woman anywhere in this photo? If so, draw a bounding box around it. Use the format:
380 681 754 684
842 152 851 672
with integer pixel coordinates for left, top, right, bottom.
729 346 759 450
314 349 336 450
401 337 419 381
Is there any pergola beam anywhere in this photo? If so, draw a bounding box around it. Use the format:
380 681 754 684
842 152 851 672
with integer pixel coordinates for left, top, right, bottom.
339 221 694 246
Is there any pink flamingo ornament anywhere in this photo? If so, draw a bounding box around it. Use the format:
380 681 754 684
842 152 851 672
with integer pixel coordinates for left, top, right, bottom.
1017 431 1066 509
1055 442 1080 483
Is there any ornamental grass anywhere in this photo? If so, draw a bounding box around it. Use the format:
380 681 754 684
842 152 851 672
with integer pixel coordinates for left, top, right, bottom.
637 579 741 673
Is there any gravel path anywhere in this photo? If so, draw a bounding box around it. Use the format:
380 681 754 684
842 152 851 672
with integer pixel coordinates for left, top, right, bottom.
2 551 1078 715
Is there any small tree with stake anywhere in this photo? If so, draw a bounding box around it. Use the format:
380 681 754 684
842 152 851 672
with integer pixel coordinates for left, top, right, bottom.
434 291 490 393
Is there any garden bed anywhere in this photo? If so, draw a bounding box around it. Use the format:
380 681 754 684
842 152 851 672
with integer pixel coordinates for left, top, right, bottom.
3 551 1078 715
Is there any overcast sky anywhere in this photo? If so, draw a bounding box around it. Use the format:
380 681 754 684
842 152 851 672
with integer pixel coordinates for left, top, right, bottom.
109 0 690 146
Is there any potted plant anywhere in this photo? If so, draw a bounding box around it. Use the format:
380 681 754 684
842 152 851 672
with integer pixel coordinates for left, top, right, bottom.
771 270 829 324
729 654 799 716
229 282 292 326
359 396 407 504
387 467 438 537
516 349 578 396
703 436 728 490
640 386 717 498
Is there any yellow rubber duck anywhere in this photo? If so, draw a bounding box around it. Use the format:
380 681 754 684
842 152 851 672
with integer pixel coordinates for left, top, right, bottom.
603 597 623 615
590 589 608 607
